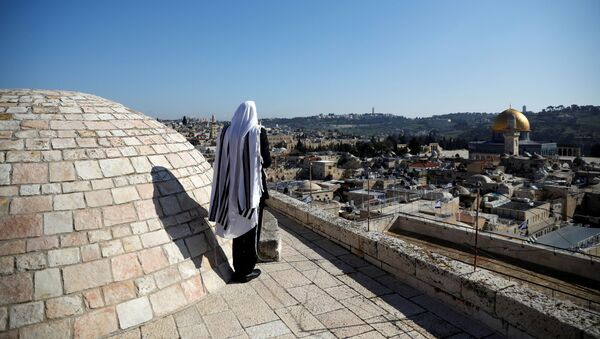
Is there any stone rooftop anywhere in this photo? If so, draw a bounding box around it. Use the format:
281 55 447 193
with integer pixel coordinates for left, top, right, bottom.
110 209 501 339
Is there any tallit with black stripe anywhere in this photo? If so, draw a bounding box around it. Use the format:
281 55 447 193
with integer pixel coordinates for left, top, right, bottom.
209 101 263 239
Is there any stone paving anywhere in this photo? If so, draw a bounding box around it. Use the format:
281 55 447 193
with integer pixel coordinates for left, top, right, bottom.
119 209 503 339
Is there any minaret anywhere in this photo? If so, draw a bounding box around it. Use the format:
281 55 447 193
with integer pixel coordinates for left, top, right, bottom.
504 110 520 155
372 107 375 114
209 114 218 140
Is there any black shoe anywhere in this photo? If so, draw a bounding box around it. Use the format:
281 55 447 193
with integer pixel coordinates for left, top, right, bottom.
234 269 261 283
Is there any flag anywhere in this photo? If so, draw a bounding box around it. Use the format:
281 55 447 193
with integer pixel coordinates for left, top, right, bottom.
302 196 313 203
518 220 528 230
434 200 442 209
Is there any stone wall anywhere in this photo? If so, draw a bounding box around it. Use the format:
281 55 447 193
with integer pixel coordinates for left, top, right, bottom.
0 90 230 338
266 191 600 339
389 214 600 284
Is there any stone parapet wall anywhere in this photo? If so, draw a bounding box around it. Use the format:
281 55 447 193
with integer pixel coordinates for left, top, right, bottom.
389 214 600 284
0 90 229 338
266 191 600 339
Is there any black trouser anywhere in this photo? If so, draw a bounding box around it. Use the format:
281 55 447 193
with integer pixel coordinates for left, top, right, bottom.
232 197 265 276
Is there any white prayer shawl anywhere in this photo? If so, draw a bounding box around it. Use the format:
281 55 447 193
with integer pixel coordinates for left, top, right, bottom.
209 101 263 239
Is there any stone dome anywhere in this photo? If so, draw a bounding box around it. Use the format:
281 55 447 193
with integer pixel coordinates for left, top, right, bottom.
491 107 530 132
297 180 323 192
0 90 231 337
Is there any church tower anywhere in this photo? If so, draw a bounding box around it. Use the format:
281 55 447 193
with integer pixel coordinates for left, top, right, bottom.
503 111 520 155
209 114 218 140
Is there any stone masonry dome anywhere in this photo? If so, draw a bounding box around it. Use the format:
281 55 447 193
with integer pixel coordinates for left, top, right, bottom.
0 90 232 338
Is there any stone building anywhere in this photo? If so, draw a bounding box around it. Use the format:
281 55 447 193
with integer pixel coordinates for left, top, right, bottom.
0 90 231 338
469 107 557 160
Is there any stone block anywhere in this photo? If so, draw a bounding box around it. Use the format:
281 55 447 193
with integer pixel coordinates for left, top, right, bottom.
63 259 112 293
245 320 291 338
51 138 77 149
81 243 101 262
49 162 75 182
130 156 152 173
9 301 43 328
34 268 62 299
10 196 53 214
138 247 169 274
19 184 41 196
135 199 160 221
44 211 73 235
73 307 118 339
111 253 144 281
103 203 138 226
0 164 10 185
122 235 143 252
140 316 179 339
88 229 112 243
7 150 42 162
0 257 14 275
61 181 91 193
135 276 157 296
20 319 71 339
101 239 124 257
116 296 153 329
0 273 33 305
83 289 104 309
153 266 181 289
203 310 245 338
84 189 113 207
149 284 188 317
74 160 103 179
60 232 88 247
415 252 472 298
461 269 515 314
46 295 83 319
140 229 170 248
103 281 136 305
73 208 102 230
27 236 58 252
111 186 140 204
258 210 281 262
185 233 208 257
99 158 134 177
158 195 181 216
53 192 85 210
0 139 24 151
15 253 46 271
11 163 48 184
181 275 205 302
163 240 189 264
0 215 43 240
48 247 80 267
41 183 62 194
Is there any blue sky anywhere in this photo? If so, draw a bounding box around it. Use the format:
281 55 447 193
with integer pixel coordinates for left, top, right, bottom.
1 0 599 120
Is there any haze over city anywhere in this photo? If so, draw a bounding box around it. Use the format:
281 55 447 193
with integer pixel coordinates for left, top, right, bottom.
1 0 599 119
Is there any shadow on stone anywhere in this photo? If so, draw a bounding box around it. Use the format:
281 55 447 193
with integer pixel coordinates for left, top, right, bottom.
150 166 233 292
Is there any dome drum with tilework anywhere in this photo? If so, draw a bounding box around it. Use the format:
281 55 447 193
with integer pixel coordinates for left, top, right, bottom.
0 90 231 338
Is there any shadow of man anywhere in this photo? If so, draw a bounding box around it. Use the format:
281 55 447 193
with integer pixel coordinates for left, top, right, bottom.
150 166 233 291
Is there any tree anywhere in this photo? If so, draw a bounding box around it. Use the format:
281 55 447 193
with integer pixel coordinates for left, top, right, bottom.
408 137 420 155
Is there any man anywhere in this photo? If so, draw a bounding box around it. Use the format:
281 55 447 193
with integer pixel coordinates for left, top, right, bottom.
209 101 270 282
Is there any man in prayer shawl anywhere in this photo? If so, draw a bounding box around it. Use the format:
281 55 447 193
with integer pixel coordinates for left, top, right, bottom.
209 101 271 283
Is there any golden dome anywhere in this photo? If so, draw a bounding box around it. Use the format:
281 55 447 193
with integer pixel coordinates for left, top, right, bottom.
491 107 530 132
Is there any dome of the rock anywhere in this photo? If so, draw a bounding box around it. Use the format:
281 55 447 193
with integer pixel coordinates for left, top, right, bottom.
491 107 530 132
0 90 230 338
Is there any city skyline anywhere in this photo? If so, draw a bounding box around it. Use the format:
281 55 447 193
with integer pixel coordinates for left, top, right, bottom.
1 0 599 120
